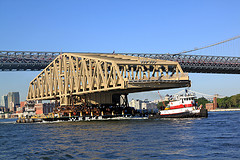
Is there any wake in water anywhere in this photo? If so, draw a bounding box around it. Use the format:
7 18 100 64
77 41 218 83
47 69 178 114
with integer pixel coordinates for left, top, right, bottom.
0 118 18 124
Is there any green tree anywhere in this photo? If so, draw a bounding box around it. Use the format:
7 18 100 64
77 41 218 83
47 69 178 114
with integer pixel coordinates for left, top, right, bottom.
157 101 169 110
217 97 228 108
230 94 240 107
217 94 240 108
196 97 210 108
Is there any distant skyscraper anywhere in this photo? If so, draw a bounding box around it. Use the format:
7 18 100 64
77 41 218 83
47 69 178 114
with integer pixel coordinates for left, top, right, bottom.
1 95 8 108
7 92 20 109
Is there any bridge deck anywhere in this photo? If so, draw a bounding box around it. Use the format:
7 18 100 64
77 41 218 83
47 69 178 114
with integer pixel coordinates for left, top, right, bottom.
1 51 240 74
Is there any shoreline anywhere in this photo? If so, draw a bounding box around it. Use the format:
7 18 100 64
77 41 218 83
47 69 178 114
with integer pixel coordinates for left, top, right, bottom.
209 108 240 112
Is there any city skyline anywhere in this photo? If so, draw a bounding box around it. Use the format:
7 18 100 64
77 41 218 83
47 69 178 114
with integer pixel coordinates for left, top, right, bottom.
1 0 240 102
0 91 20 113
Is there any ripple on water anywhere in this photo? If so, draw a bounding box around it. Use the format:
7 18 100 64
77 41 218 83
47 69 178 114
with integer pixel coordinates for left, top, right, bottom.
0 112 240 159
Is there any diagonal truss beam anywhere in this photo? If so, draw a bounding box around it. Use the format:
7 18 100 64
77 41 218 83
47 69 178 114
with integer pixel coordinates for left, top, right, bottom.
27 53 190 106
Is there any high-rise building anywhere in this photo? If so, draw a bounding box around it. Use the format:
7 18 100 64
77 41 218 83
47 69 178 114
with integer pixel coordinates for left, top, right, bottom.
129 99 157 111
1 95 8 108
7 92 20 109
129 99 142 110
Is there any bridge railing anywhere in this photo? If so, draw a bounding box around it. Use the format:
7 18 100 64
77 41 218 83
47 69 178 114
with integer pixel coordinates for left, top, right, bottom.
1 50 240 73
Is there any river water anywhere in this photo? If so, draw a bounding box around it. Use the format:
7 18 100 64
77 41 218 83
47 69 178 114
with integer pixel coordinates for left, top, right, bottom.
1 111 240 160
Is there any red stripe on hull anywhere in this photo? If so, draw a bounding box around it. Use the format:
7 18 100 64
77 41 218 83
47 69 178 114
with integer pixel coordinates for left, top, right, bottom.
170 104 193 109
161 112 186 116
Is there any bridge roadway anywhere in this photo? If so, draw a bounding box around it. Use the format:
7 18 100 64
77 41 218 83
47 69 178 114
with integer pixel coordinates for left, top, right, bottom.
0 51 240 74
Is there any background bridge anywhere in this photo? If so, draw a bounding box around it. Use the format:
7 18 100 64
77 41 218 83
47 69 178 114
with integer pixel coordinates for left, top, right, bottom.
1 51 240 74
1 35 240 73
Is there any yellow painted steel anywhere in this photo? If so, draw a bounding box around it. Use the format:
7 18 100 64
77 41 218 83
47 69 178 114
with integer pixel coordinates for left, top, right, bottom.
27 53 190 106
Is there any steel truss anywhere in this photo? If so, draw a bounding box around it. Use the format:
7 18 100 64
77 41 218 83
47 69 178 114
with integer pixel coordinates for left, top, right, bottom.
27 53 190 106
1 51 240 74
0 51 59 70
124 53 240 74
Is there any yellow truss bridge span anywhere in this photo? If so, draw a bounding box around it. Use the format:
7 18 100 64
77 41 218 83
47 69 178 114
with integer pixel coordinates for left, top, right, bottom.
27 53 190 106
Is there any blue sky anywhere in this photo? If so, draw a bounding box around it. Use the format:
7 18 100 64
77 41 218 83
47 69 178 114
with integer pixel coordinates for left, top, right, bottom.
0 0 240 102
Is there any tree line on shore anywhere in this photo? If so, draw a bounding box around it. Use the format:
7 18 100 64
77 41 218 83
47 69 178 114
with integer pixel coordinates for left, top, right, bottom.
217 94 240 108
195 94 240 108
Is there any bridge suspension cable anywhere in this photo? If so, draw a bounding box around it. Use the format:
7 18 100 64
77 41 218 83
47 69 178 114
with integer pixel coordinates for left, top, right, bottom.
173 89 225 99
175 35 240 55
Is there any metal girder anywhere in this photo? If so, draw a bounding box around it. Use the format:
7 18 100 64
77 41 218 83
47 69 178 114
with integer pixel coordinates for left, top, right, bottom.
0 51 59 70
124 53 240 74
1 50 240 74
27 53 190 106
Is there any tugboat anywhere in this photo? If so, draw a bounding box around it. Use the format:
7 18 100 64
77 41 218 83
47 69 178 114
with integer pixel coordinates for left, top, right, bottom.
149 90 208 119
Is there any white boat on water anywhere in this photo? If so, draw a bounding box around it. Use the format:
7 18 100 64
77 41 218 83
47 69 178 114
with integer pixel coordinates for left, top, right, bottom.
149 90 208 118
